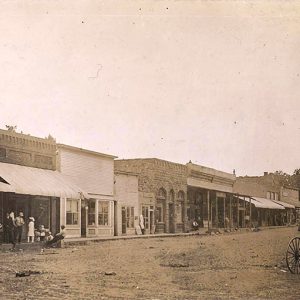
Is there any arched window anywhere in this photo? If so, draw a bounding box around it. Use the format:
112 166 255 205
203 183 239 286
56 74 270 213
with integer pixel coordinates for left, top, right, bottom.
158 188 166 200
169 189 175 202
178 191 185 201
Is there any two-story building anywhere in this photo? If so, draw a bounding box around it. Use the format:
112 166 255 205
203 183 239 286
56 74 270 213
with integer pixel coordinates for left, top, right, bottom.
115 158 188 234
56 144 116 238
114 171 139 236
115 158 240 233
0 129 84 241
233 173 297 226
186 162 236 231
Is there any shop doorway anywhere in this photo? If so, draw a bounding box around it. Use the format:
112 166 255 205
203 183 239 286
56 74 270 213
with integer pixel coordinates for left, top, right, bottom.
217 197 225 228
150 208 154 234
1 193 57 242
81 206 87 237
168 203 175 233
121 206 126 234
50 197 60 235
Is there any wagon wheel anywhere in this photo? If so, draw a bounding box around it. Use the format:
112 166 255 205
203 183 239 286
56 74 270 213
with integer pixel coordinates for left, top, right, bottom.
286 237 300 274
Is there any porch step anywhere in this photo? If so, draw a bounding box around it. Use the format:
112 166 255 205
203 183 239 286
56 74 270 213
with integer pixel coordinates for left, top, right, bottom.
0 242 44 252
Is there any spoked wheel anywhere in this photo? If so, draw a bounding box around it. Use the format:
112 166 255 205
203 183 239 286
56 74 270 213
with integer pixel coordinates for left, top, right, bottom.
286 237 300 274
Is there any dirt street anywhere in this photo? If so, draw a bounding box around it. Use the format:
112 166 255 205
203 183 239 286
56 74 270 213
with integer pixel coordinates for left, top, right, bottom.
1 227 300 299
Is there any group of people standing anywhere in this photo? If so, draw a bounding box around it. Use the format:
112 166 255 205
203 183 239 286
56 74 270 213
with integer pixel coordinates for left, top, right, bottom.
1 211 67 250
2 211 35 250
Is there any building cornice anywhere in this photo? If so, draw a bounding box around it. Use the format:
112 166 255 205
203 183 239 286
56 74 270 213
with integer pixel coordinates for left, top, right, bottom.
57 143 117 159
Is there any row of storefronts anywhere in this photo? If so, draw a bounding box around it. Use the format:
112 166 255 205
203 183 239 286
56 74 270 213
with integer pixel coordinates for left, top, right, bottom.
0 128 298 242
114 159 297 235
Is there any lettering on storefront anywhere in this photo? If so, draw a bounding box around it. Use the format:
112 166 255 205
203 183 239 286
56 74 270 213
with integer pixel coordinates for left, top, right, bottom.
34 154 53 165
7 149 32 164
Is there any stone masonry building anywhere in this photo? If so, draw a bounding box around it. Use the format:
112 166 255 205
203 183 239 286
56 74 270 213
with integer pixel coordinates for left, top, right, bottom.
115 158 188 234
234 172 300 222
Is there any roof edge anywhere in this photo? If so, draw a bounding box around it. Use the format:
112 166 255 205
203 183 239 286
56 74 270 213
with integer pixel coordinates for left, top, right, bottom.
57 143 117 159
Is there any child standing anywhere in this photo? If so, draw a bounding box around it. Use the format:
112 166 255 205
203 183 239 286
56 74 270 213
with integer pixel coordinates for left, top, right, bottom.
27 217 35 243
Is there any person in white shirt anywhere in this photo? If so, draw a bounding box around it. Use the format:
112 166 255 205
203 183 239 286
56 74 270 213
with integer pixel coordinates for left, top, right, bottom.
139 215 145 235
27 217 35 243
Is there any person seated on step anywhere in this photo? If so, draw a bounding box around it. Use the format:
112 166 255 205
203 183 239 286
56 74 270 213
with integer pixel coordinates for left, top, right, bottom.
44 225 66 248
45 231 54 242
192 219 199 231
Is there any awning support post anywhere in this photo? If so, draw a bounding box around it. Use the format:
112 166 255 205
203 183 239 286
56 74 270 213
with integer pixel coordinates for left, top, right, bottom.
207 190 210 230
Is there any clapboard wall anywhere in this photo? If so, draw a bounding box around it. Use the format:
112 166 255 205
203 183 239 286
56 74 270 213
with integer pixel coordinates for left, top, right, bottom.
57 145 115 196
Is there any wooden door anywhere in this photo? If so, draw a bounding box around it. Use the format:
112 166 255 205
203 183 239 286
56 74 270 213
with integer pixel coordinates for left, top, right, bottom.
121 207 126 234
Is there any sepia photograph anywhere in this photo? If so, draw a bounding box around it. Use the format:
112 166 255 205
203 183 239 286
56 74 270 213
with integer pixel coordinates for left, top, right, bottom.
0 1 300 299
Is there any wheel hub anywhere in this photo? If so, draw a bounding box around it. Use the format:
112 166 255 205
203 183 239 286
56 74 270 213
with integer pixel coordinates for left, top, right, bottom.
295 251 300 261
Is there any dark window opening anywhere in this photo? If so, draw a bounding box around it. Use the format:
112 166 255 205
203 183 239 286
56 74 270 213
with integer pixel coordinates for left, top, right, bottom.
0 147 6 158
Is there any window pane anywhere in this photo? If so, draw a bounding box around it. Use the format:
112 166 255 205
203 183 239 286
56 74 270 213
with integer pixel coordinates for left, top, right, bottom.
73 213 78 225
66 212 72 225
104 204 108 213
98 214 103 225
88 214 95 225
66 200 71 212
71 200 76 212
98 201 109 226
104 214 108 225
88 200 95 213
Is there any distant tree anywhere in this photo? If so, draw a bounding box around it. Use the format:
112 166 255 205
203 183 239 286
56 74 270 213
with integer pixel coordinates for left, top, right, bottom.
273 170 289 176
293 169 300 176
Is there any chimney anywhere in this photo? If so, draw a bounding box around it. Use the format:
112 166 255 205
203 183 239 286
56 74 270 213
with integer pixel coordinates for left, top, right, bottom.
264 172 268 176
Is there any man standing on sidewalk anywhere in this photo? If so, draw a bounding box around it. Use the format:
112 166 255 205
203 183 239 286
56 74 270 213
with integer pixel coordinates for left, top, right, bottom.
7 211 16 250
15 212 25 243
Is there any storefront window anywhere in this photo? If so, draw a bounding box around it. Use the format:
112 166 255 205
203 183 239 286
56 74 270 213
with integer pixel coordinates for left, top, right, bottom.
187 207 191 221
31 196 50 228
156 204 163 223
176 203 182 223
88 199 96 225
142 206 149 229
126 207 134 228
98 201 109 226
66 199 79 225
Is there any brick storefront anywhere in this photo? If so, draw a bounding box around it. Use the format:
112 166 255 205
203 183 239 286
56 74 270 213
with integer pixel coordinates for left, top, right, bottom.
0 128 56 170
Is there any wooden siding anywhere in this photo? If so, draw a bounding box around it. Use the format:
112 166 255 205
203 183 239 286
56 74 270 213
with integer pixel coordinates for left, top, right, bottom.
114 173 139 235
59 148 114 196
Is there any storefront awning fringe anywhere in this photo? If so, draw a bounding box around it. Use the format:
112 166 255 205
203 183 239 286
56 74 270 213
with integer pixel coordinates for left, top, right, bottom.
239 196 285 210
271 199 295 209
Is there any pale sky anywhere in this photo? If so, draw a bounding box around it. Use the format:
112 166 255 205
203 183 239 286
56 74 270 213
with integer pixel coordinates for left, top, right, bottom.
1 1 299 176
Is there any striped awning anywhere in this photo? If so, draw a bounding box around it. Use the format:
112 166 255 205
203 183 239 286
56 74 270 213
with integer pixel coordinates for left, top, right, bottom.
0 162 88 199
250 197 285 210
271 199 295 209
240 196 285 210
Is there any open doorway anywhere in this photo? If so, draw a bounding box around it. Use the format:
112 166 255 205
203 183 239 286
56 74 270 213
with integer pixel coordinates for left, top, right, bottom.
168 203 175 233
